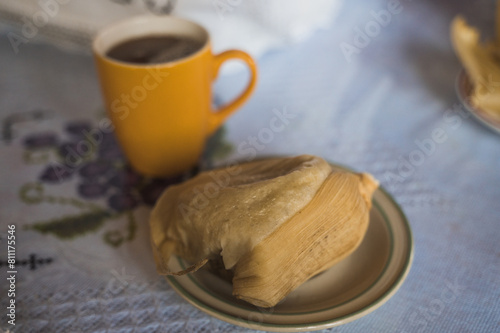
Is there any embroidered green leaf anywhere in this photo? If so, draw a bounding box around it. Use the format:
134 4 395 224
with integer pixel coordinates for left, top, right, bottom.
19 182 45 204
103 210 137 247
125 210 137 241
43 195 103 212
203 126 234 162
23 149 51 164
29 209 112 239
104 230 124 247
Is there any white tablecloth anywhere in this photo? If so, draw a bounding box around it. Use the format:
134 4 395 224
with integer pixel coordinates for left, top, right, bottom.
0 0 499 332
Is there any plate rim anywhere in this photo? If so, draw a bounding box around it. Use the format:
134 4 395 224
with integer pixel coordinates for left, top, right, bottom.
165 161 414 331
455 68 500 135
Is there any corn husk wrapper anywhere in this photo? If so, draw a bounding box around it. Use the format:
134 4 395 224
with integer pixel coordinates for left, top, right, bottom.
451 15 500 121
150 155 378 307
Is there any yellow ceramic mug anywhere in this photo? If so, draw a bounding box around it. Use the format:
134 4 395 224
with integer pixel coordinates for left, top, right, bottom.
93 16 257 177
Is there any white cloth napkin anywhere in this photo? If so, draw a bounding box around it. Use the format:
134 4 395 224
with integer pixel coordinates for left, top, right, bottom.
0 0 342 60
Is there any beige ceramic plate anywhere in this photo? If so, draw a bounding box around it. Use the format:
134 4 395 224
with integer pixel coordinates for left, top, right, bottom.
166 162 413 332
456 69 500 134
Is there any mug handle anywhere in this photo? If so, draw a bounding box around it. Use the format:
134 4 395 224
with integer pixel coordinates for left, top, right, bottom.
207 50 258 134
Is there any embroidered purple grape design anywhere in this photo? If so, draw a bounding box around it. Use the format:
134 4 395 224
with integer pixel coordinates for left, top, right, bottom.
20 119 231 247
20 120 187 247
39 163 75 182
23 132 58 149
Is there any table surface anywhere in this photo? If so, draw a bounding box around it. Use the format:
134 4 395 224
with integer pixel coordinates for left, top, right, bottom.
0 1 499 332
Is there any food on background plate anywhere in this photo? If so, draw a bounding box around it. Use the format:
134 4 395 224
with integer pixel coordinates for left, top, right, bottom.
451 3 500 121
149 155 378 307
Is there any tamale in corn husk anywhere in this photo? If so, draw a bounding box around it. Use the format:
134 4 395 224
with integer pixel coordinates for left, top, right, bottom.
150 155 378 307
